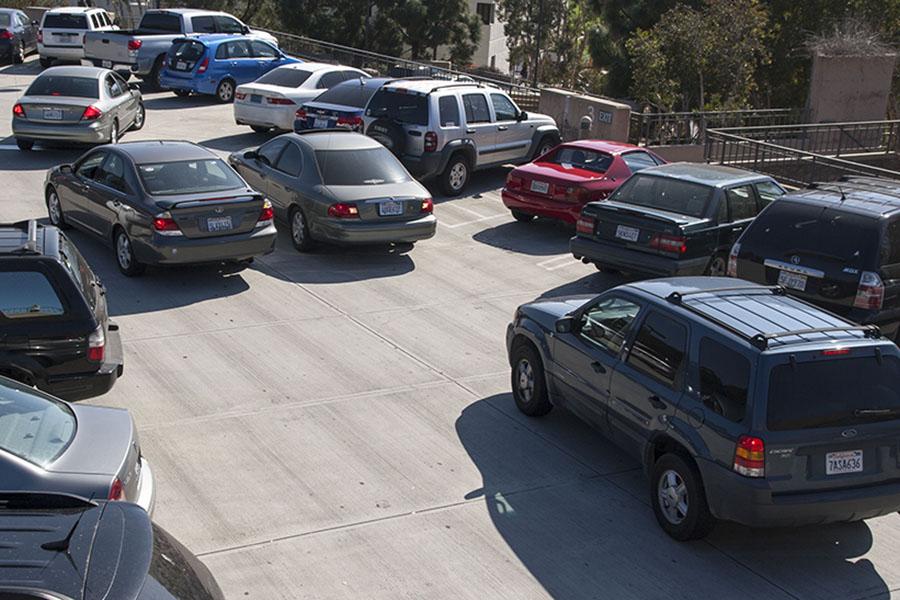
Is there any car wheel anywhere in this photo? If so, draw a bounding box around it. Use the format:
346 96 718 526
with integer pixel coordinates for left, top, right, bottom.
46 187 70 229
39 56 52 69
108 119 119 144
511 209 534 223
510 341 552 417
12 42 24 64
216 79 236 103
250 125 270 133
440 154 470 196
289 206 314 252
16 138 33 151
534 134 560 160
147 55 165 92
705 254 727 277
114 228 146 277
173 89 191 97
131 103 146 131
651 453 716 541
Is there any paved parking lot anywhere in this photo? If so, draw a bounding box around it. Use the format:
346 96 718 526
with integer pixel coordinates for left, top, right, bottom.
2 58 900 599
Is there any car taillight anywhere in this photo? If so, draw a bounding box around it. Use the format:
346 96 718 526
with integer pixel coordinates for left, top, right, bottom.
37 30 42 43
551 184 575 200
267 97 295 105
295 108 307 119
327 203 359 218
854 271 884 310
420 198 433 213
153 212 181 236
12 103 25 118
87 324 105 362
727 242 740 277
0 31 12 40
576 215 596 235
424 131 437 153
506 174 523 190
235 92 246 101
196 57 209 74
81 105 102 121
256 199 274 226
336 115 363 130
733 435 765 478
127 39 142 51
108 477 125 501
649 233 687 254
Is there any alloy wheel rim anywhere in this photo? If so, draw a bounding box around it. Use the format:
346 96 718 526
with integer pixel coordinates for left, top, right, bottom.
292 210 305 245
16 43 24 61
116 233 132 269
48 193 61 224
220 82 233 101
657 469 689 525
539 143 553 156
110 122 118 144
516 359 534 402
134 105 145 128
449 162 466 190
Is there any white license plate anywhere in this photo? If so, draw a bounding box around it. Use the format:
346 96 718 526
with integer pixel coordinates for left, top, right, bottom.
102 60 112 68
206 216 233 232
314 118 329 128
378 200 403 216
615 225 640 242
176 60 187 70
43 108 63 120
777 270 807 291
530 180 549 194
826 450 863 475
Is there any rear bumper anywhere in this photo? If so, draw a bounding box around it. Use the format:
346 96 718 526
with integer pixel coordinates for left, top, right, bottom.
133 224 277 265
0 39 14 57
40 323 123 401
12 117 110 144
159 72 218 95
135 457 156 516
234 102 295 131
700 458 900 527
570 235 708 276
400 153 443 180
311 215 437 245
38 44 83 60
502 188 582 224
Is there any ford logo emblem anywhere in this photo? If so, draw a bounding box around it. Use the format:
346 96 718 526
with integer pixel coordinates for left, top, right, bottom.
791 255 801 265
841 428 858 438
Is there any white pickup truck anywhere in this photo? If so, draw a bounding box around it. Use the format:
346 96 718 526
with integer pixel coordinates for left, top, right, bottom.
83 9 277 89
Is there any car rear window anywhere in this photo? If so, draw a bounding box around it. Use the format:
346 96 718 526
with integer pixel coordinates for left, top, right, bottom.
0 271 64 319
366 89 428 126
43 13 88 29
612 174 712 218
26 76 98 99
546 146 614 173
256 67 312 88
58 235 96 309
139 12 182 33
0 380 76 467
315 148 410 186
0 14 11 27
884 219 900 266
312 80 376 108
137 159 245 196
169 40 205 63
768 355 900 430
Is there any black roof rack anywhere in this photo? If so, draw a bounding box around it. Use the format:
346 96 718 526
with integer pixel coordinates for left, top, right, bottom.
0 219 41 255
665 285 786 304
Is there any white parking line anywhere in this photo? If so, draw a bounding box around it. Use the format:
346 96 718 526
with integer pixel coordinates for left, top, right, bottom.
439 213 508 229
538 255 581 271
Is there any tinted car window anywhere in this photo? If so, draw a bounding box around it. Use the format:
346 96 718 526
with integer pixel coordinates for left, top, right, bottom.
137 159 245 196
727 185 757 221
317 71 346 89
313 80 376 107
0 381 76 467
256 67 311 87
462 93 491 124
439 95 460 127
366 90 428 125
756 180 784 208
621 152 659 172
626 312 687 388
257 138 288 165
546 147 613 173
768 356 900 430
96 153 129 193
315 148 410 185
224 40 251 59
491 93 517 121
170 40 205 65
139 13 181 33
886 219 900 266
274 143 302 177
612 174 712 218
190 15 215 33
0 271 64 319
579 296 641 355
106 74 126 97
43 13 87 29
26 76 98 99
76 152 106 180
698 339 749 423
250 40 277 58
215 15 244 33
58 234 96 308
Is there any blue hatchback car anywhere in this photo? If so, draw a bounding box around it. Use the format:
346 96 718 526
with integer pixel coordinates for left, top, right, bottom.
159 35 300 103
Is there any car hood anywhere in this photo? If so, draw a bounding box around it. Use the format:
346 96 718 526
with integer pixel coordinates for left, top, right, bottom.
528 111 556 125
323 180 429 201
48 405 134 476
514 161 609 183
520 294 594 329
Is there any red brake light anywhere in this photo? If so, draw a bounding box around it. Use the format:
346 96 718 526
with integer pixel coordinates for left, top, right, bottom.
0 31 12 40
576 215 596 235
153 213 181 235
257 199 274 225
81 105 102 121
424 131 437 153
727 242 741 277
127 39 142 51
327 203 359 218
733 435 765 478
854 271 884 310
12 103 25 118
108 477 125 501
196 57 210 74
822 348 851 356
649 233 687 254
266 97 295 105
87 324 105 362
295 108 307 119
37 30 43 44
551 184 575 200
420 198 433 213
336 115 363 130
506 174 523 190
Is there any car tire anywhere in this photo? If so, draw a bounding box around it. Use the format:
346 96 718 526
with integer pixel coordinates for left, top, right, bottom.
12 42 24 64
147 55 165 92
114 228 146 277
511 209 534 223
39 56 52 69
250 125 270 133
46 187 70 230
289 206 314 252
173 89 191 97
534 134 561 160
108 119 119 144
131 103 146 131
705 253 727 277
16 138 33 151
440 154 470 196
510 340 552 417
216 78 236 103
651 453 716 541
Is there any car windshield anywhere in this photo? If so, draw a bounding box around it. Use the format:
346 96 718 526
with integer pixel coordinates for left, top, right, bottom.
0 14 11 27
544 146 614 173
315 148 410 185
256 67 312 88
26 76 98 99
767 355 900 430
137 159 245 196
611 174 712 218
43 13 87 29
366 89 428 125
312 80 375 108
0 380 76 467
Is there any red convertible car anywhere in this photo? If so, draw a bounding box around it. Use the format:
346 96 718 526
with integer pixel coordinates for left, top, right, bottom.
501 140 666 224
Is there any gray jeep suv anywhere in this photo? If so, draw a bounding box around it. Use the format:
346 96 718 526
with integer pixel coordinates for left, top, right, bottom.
364 80 560 195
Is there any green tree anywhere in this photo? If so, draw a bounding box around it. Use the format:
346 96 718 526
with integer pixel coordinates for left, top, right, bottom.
387 0 481 61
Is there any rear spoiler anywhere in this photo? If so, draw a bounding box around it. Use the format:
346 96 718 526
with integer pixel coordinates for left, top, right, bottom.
582 200 702 227
159 193 262 210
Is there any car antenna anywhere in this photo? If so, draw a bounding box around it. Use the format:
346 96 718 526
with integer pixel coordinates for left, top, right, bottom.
41 493 95 578
838 186 846 202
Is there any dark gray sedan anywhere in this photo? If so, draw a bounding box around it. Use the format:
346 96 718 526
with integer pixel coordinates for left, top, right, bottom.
0 375 154 513
44 141 277 276
229 130 436 251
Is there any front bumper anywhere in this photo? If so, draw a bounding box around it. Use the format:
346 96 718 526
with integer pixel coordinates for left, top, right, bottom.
700 458 900 527
12 117 110 144
133 224 277 265
311 214 437 245
40 322 124 401
570 235 708 276
38 44 84 61
135 457 156 516
235 102 295 131
502 188 582 224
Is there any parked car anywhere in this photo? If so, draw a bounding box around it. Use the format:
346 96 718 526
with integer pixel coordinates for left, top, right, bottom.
44 141 277 276
363 79 560 195
12 65 145 151
0 220 123 400
728 176 900 343
38 6 116 69
229 130 436 251
83 8 277 90
159 34 299 103
502 140 666 224
570 163 785 276
0 8 38 64
0 376 153 512
234 62 369 132
0 492 223 599
294 76 392 133
508 277 900 540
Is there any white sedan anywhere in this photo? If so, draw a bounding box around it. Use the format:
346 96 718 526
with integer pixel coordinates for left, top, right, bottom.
233 63 369 132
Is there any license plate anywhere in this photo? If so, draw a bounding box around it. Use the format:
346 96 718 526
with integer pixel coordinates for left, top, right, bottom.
615 225 640 242
314 118 329 129
206 216 233 232
251 94 262 104
378 200 404 216
826 450 863 475
530 180 549 194
176 60 187 70
777 270 807 291
43 108 63 120
102 60 112 68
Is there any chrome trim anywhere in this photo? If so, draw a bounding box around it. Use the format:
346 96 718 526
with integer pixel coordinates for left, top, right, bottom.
763 259 825 278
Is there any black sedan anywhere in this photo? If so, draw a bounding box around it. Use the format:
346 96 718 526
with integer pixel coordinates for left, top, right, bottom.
0 9 38 64
44 141 277 276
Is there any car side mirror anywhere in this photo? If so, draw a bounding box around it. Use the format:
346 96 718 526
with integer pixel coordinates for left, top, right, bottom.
243 150 258 160
555 316 576 334
241 25 250 34
517 111 528 122
59 164 73 174
128 82 140 91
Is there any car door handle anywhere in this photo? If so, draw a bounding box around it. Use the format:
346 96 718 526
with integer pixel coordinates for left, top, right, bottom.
731 226 745 232
497 125 508 131
466 128 475 134
648 395 667 410
590 361 606 374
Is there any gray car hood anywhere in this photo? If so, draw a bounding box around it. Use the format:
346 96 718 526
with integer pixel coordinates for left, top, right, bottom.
323 180 430 201
47 404 134 475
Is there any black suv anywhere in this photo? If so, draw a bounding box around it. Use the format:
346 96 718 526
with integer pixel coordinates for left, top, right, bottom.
507 277 900 540
729 177 900 342
0 492 224 599
0 220 123 400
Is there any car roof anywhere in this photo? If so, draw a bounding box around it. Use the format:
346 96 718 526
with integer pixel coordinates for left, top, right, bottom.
44 6 102 14
152 8 228 14
191 33 266 44
0 220 56 259
272 62 342 73
636 162 770 187
625 277 881 351
381 78 493 95
781 177 900 218
113 140 217 164
38 65 107 79
560 139 643 155
285 130 384 151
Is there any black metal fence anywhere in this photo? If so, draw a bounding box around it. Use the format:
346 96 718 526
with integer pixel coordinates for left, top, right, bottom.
629 108 807 146
710 120 900 157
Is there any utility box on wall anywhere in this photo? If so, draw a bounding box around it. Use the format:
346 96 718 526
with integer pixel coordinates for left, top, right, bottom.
807 52 897 122
538 88 631 142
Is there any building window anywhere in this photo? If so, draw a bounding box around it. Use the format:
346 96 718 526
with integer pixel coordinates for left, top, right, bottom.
476 2 494 25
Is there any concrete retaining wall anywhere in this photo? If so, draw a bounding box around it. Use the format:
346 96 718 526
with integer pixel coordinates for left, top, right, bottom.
646 144 705 163
807 53 897 122
538 88 631 142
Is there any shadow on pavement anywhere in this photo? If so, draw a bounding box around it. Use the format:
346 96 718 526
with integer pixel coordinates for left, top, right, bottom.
431 167 510 202
0 138 82 172
472 218 574 256
535 271 630 300
142 94 218 111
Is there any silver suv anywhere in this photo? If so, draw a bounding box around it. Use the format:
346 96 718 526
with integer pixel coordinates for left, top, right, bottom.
363 80 559 195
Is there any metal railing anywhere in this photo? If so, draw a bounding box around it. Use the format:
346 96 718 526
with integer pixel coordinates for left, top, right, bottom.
629 108 807 146
710 120 900 157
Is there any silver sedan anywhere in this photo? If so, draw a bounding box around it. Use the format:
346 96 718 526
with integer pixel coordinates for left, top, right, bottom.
12 65 145 151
